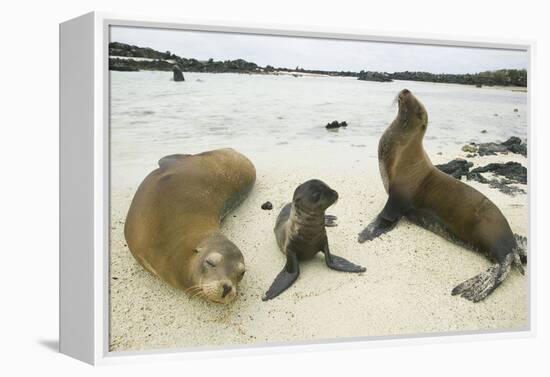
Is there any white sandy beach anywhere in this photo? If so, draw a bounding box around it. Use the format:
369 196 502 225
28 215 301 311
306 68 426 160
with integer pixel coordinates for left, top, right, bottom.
109 146 528 352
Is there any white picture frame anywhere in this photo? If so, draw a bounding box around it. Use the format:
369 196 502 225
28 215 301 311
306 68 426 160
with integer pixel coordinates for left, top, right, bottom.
59 11 536 365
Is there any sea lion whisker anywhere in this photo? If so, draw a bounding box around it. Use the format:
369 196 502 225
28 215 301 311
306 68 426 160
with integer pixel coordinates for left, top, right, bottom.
184 284 202 293
191 290 205 299
185 287 202 295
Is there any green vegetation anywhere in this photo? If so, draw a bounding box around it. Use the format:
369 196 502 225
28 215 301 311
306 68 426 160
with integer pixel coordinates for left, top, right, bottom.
386 69 527 87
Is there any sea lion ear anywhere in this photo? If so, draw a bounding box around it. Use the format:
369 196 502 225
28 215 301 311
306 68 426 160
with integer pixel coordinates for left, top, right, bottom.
194 247 202 254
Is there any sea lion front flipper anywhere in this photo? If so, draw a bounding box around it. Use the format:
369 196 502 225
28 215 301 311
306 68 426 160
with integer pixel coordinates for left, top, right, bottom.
358 193 404 243
323 241 366 273
262 251 300 301
451 254 513 302
158 154 191 168
324 214 338 227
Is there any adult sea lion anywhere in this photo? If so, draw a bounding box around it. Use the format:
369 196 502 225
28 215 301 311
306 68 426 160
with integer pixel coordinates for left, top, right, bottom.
124 148 256 304
358 89 526 302
263 179 365 301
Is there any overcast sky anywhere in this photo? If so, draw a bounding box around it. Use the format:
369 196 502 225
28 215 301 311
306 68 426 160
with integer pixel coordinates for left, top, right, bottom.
110 26 528 74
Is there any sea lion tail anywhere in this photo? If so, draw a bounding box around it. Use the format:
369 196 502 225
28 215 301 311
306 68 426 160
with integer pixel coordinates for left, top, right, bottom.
512 253 525 275
451 254 514 302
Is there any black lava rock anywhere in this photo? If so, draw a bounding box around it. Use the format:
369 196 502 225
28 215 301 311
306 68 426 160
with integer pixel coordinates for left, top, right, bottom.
477 142 509 156
261 201 273 210
502 136 527 156
462 136 527 157
173 65 185 82
435 159 473 179
325 120 348 129
502 136 522 147
470 162 527 184
437 158 527 196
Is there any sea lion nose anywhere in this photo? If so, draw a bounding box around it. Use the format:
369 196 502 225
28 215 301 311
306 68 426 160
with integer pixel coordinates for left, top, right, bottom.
221 283 232 298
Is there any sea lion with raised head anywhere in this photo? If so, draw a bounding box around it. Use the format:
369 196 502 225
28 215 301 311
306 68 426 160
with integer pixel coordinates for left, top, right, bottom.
124 148 256 304
358 89 526 302
263 179 365 301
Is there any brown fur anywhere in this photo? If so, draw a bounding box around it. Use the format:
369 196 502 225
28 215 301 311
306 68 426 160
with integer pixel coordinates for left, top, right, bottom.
381 90 515 259
363 89 524 302
124 148 256 303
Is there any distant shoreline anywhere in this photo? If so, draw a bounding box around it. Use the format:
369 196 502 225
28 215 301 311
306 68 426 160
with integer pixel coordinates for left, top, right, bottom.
108 42 528 89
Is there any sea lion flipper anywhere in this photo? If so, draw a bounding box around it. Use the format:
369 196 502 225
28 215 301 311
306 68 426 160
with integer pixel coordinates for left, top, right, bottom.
324 214 338 227
262 251 300 301
451 256 512 302
158 154 191 168
358 216 397 243
323 241 366 273
514 233 528 264
358 193 404 243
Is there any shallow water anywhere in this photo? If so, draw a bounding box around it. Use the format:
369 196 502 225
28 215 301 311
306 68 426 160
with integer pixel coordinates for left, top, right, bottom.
110 71 527 184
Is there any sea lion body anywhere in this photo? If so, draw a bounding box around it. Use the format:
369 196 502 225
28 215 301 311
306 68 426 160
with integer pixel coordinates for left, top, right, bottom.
359 89 526 302
124 148 256 304
263 179 365 301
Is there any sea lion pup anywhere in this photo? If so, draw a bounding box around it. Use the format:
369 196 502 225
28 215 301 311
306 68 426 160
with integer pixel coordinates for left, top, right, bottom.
124 148 256 304
263 179 366 301
358 89 526 302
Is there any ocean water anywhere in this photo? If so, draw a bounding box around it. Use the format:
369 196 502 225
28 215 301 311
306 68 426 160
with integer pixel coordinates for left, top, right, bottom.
110 71 527 183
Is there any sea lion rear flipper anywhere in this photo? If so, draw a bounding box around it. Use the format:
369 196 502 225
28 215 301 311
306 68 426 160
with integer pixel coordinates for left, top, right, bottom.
158 154 191 168
262 251 300 301
323 241 366 273
324 214 338 227
451 254 513 302
514 233 528 264
358 193 404 243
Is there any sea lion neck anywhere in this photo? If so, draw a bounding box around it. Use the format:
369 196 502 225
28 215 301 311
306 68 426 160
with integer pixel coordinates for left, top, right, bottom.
288 203 326 241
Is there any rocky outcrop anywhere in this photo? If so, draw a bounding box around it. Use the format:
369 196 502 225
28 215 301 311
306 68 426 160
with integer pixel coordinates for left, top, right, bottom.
325 120 348 129
470 162 527 184
109 57 173 72
109 42 176 60
501 136 527 156
173 65 185 82
357 70 393 82
109 61 139 72
435 159 527 196
461 136 527 157
434 159 473 179
107 42 527 88
389 69 527 87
